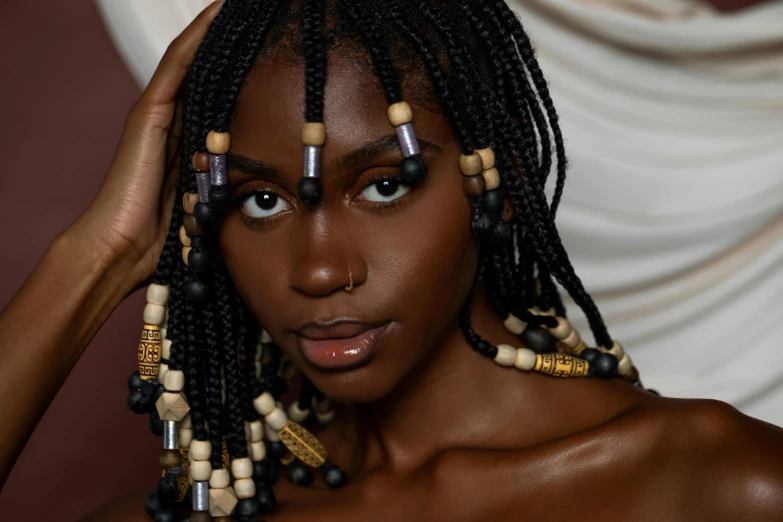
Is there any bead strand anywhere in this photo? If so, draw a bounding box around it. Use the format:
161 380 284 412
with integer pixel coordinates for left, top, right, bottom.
388 101 427 183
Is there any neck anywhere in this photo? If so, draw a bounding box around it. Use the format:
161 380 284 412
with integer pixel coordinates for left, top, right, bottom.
348 288 532 471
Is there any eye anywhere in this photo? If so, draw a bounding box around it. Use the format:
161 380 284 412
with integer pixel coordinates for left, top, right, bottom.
358 177 411 203
240 191 290 219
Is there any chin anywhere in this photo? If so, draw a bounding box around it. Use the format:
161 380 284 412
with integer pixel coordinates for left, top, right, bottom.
303 360 405 404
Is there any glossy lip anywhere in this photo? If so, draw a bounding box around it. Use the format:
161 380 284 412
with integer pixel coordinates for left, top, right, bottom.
293 320 391 371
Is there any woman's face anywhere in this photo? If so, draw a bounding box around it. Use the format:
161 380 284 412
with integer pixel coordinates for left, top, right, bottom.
219 50 480 403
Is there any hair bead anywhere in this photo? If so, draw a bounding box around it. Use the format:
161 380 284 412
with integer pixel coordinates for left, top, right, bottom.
206 131 231 155
156 392 190 422
209 487 238 517
534 353 590 378
195 172 211 203
163 420 178 450
503 314 527 335
477 147 495 170
190 440 212 461
192 152 211 173
459 153 483 176
146 284 170 306
210 153 228 186
395 123 420 158
494 344 516 367
138 325 162 381
183 193 199 214
192 480 210 511
143 304 166 326
482 167 501 191
209 469 230 489
302 122 326 146
514 348 537 371
388 101 413 127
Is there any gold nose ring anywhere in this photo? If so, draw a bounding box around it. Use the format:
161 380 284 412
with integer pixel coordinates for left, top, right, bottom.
345 267 354 293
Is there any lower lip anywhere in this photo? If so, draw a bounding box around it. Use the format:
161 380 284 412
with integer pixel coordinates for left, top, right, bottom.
298 324 389 370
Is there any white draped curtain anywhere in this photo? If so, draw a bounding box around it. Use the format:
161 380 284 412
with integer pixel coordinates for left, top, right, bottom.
95 0 783 425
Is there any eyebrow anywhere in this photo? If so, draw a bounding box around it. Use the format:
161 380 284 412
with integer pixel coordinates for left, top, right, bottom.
227 135 442 182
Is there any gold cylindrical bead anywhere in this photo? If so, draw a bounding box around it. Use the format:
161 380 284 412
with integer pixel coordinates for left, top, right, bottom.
533 353 590 378
138 325 162 380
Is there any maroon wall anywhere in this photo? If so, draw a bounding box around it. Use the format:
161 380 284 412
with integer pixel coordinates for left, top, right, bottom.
0 1 160 520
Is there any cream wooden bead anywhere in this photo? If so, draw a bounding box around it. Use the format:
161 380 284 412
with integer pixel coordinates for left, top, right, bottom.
388 101 413 126
606 341 625 358
190 460 212 481
209 487 238 517
265 424 281 442
514 348 537 371
288 402 310 423
210 469 231 489
302 122 326 146
265 408 288 431
314 398 332 414
181 414 192 429
550 317 573 340
503 314 527 335
234 478 256 500
482 167 501 190
146 284 170 306
249 441 266 461
207 131 231 154
529 306 541 315
459 153 483 176
260 330 272 343
245 421 263 442
183 192 199 214
179 427 193 448
317 411 335 425
253 393 276 416
477 147 495 170
231 458 253 479
540 308 557 317
164 370 185 392
179 225 191 247
162 339 172 359
562 328 581 349
159 327 167 341
156 392 190 421
182 247 192 266
190 440 212 461
617 354 633 376
143 304 166 326
494 344 516 367
157 363 169 385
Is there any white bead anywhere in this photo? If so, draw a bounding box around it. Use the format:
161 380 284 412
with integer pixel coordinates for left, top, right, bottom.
317 411 335 425
494 344 517 367
249 441 266 461
265 408 288 431
160 328 167 341
550 317 572 340
190 460 212 481
253 393 276 416
190 440 212 461
260 330 272 343
234 478 256 499
265 424 281 442
231 458 253 479
209 469 230 489
157 363 169 385
618 354 633 376
314 398 332 414
562 328 581 349
607 341 625 358
181 414 192 429
244 421 263 442
514 348 537 371
146 284 170 306
179 428 193 448
503 314 527 335
287 402 310 423
162 339 172 359
529 306 541 315
143 304 166 326
164 370 185 392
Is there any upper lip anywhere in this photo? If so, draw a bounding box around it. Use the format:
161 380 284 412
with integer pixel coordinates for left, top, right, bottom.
292 319 389 340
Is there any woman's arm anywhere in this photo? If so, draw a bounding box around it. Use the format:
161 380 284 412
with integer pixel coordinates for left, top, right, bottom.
0 1 222 489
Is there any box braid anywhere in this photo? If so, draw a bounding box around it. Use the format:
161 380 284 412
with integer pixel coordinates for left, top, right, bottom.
128 1 651 519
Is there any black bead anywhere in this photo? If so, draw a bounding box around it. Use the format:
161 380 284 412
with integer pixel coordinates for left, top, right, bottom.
492 221 511 243
254 459 278 486
153 508 175 522
483 189 504 214
188 249 210 273
154 383 165 400
235 498 261 521
322 463 348 489
580 348 601 364
209 185 232 205
156 472 178 503
184 280 209 305
194 202 212 225
265 441 287 461
189 236 207 250
400 154 427 183
593 353 619 379
475 212 494 235
297 177 322 206
127 371 144 391
144 493 160 517
127 388 152 415
286 461 313 487
149 410 164 436
256 482 277 513
519 325 558 354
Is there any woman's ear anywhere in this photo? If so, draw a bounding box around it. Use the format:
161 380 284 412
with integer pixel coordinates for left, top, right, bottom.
503 197 517 222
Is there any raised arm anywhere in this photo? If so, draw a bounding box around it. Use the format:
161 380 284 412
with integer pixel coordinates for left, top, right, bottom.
0 1 222 489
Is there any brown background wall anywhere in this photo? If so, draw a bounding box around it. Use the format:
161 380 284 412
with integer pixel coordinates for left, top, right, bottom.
0 1 160 520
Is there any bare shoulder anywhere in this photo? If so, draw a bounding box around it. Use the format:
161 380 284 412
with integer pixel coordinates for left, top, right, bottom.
78 492 150 522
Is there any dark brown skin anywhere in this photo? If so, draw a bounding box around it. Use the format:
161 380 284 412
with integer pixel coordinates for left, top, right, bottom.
1 2 782 521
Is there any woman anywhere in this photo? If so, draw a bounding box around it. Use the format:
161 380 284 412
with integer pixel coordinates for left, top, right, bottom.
1 0 781 520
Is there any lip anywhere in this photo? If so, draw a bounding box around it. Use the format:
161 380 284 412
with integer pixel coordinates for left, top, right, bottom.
294 320 391 371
